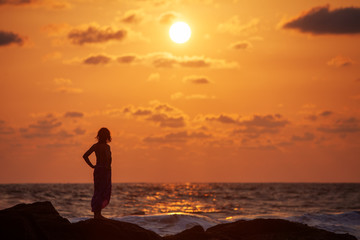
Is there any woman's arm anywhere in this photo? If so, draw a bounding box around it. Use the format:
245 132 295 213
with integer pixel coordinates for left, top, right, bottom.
83 144 96 168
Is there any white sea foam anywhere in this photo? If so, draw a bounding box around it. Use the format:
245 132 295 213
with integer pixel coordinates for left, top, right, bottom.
287 211 360 239
70 213 221 236
115 212 221 236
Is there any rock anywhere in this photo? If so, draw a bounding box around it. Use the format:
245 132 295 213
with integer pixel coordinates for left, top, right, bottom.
166 219 357 240
0 201 72 240
0 201 161 240
0 202 357 240
206 218 357 240
163 225 214 240
72 218 162 240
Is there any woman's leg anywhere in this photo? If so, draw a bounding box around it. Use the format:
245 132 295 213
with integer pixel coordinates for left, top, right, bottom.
94 210 106 219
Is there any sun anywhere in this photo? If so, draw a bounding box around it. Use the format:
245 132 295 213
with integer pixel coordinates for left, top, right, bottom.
169 22 191 44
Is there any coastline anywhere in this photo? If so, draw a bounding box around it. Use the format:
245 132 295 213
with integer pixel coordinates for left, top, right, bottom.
0 201 357 240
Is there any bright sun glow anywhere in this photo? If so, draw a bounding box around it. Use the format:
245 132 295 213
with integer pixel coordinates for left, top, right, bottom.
169 22 191 44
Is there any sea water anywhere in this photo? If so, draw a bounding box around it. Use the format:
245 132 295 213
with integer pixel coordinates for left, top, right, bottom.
0 183 359 238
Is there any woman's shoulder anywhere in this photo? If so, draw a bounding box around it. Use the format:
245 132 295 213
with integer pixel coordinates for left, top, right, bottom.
94 142 110 149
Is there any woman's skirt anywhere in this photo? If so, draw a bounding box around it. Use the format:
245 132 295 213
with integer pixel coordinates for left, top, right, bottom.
91 166 111 212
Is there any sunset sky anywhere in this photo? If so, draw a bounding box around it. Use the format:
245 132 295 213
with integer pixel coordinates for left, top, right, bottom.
1 0 360 183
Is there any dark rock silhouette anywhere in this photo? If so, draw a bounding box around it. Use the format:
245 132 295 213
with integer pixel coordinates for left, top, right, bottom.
206 218 357 240
0 201 160 240
163 225 211 240
0 201 357 240
72 219 162 240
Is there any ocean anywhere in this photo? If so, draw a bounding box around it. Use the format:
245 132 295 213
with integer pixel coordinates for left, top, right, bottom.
0 183 359 238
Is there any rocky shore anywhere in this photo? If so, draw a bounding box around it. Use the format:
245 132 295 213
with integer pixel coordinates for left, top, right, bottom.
0 201 356 240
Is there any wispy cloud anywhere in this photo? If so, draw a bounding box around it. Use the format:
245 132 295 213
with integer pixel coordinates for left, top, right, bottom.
0 120 15 135
291 132 315 141
122 102 187 128
183 75 211 84
144 131 211 144
83 55 112 65
117 52 238 69
68 26 127 45
121 9 145 24
229 40 252 50
0 30 24 46
53 78 83 94
64 111 84 118
0 0 71 9
327 56 354 68
171 92 215 100
218 16 259 35
283 5 360 35
318 117 360 134
158 11 179 24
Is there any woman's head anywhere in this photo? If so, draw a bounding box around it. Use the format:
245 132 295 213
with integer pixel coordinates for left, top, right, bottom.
96 128 111 143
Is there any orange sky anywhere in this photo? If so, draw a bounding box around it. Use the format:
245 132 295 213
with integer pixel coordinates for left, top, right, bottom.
0 0 359 183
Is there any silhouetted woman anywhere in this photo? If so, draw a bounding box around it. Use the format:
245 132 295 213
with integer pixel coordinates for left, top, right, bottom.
83 128 112 219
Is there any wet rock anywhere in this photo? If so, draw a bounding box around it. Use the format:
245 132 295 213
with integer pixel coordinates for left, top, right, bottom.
0 201 161 240
0 202 357 240
206 218 357 240
0 201 72 240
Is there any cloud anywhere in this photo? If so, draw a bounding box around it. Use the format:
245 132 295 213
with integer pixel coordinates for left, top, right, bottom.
327 56 354 68
53 77 82 94
20 114 63 138
117 54 138 64
143 131 211 144
64 111 84 118
206 114 239 124
229 40 252 50
68 26 126 45
305 110 334 121
282 6 360 35
318 117 360 133
73 127 86 135
0 0 35 5
19 113 85 139
158 11 179 24
54 78 72 85
240 114 289 128
43 51 62 61
239 143 278 151
0 30 24 46
218 16 259 35
42 23 71 37
233 114 289 138
147 72 160 82
55 87 83 94
122 102 187 128
146 114 185 128
0 0 71 9
80 52 236 69
133 109 152 116
319 110 333 117
147 52 237 69
292 132 315 141
121 9 144 24
171 92 215 100
0 120 15 134
205 113 289 138
183 75 211 84
306 114 318 121
83 55 112 65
